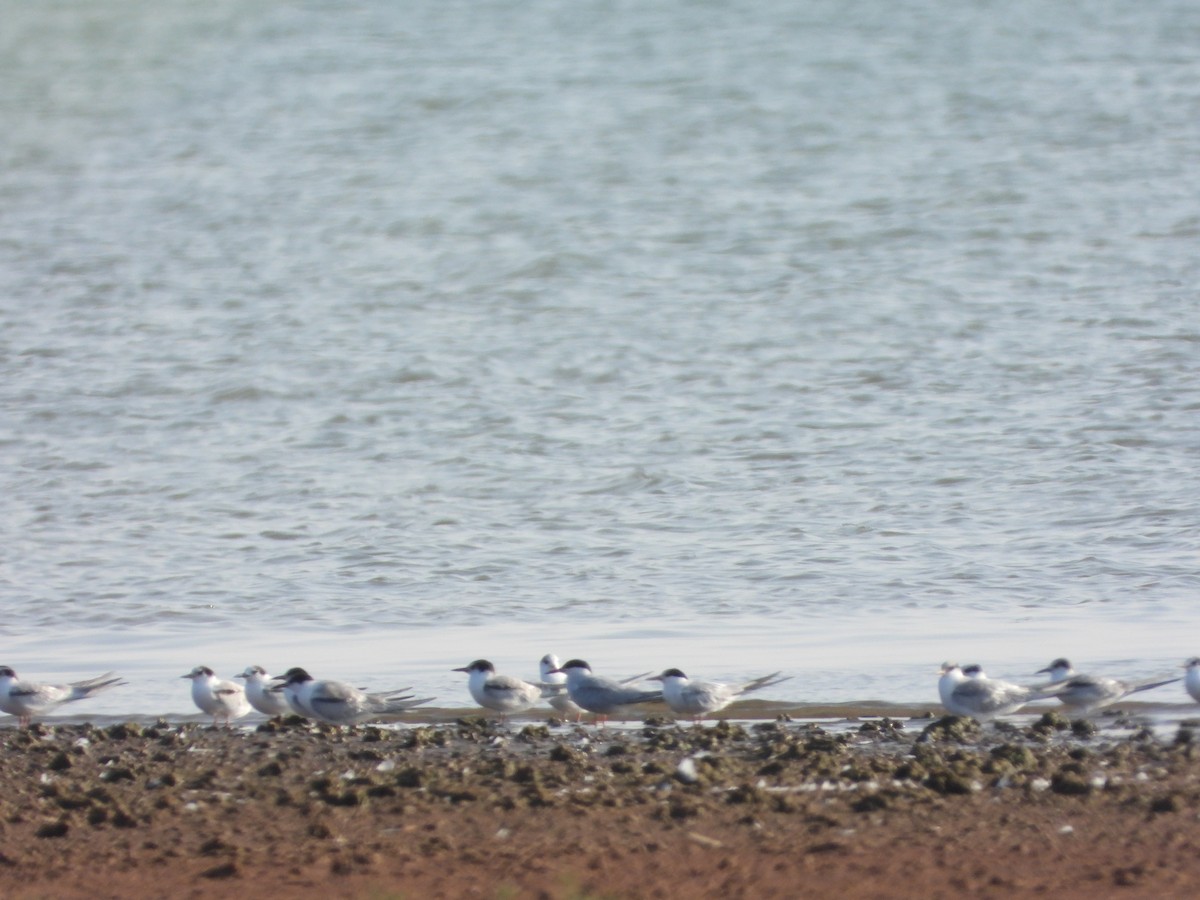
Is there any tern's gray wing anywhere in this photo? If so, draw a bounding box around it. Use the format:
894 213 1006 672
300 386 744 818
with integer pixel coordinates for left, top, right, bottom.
735 672 792 696
1055 675 1126 709
10 682 72 710
69 672 125 692
365 692 433 716
483 675 541 703
485 674 536 693
677 681 736 714
952 679 1030 715
1126 675 1181 694
1059 673 1179 709
573 675 662 712
308 680 368 721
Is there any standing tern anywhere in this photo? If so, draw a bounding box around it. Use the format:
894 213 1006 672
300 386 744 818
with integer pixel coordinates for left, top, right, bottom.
234 665 293 717
937 663 1060 721
182 666 251 727
550 659 662 725
1185 658 1200 703
454 659 544 721
0 666 126 727
1035 658 1180 712
650 668 792 722
273 667 433 725
539 654 585 721
537 654 652 722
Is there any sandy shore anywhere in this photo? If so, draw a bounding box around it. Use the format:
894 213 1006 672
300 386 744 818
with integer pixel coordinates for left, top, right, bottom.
1 710 1198 898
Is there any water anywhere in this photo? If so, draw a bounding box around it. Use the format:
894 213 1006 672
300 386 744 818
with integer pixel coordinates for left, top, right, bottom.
1 0 1198 718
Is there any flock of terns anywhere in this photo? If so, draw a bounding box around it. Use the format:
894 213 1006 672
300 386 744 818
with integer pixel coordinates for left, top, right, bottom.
1 656 1199 729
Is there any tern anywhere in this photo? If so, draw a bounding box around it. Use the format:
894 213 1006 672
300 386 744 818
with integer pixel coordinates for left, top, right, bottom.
937 663 1060 721
182 666 251 727
539 654 585 721
549 659 662 725
272 667 433 725
234 665 293 717
538 654 654 722
0 666 126 728
1035 658 1180 712
1185 658 1200 703
453 659 544 721
650 668 791 722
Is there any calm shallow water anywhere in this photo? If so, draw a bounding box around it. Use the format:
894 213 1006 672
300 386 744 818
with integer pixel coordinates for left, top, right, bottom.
1 0 1198 717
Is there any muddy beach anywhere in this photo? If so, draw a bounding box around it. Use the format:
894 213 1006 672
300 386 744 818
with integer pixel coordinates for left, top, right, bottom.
1 710 1199 899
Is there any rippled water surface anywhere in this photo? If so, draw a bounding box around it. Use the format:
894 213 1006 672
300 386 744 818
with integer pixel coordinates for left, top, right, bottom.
2 0 1198 716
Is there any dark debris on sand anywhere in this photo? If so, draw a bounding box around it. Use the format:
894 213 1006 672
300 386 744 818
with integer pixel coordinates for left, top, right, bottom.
1 715 1199 897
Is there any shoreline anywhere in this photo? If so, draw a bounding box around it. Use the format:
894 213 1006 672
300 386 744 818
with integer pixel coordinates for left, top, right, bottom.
2 696 1194 729
1 711 1199 897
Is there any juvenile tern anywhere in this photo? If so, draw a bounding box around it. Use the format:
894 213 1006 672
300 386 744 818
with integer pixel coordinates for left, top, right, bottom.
1185 658 1200 703
1035 658 1180 712
937 663 1059 721
454 659 543 721
550 659 662 725
539 654 585 721
0 666 126 727
182 666 251 726
650 668 792 722
234 665 293 717
273 667 433 725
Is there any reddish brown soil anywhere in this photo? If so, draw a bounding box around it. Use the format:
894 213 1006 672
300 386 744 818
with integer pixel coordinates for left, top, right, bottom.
1 716 1197 898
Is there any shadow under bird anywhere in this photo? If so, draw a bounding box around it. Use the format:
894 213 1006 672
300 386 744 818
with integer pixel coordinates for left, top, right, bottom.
182 666 251 727
234 665 293 717
454 659 546 721
937 662 1063 721
650 668 792 722
1035 658 1180 713
272 667 433 725
0 666 126 727
549 659 663 725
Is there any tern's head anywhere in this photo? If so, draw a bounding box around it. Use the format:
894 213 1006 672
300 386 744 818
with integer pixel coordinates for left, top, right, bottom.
0 666 17 679
453 659 495 675
236 665 268 680
1036 658 1073 679
181 666 214 680
939 662 959 675
962 664 984 679
554 659 592 676
277 667 313 685
1185 658 1200 670
650 668 688 683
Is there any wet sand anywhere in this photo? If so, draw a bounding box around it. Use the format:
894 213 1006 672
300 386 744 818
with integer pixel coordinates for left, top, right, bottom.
2 709 1199 899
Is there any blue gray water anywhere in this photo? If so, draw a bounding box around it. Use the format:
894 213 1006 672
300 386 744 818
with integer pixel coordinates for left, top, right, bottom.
2 0 1198 717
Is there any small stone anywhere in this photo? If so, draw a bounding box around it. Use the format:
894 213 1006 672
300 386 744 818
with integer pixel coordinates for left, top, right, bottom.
1050 772 1092 796
675 758 699 784
1070 719 1096 738
47 752 72 772
1150 794 1182 814
200 862 239 880
35 821 69 839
